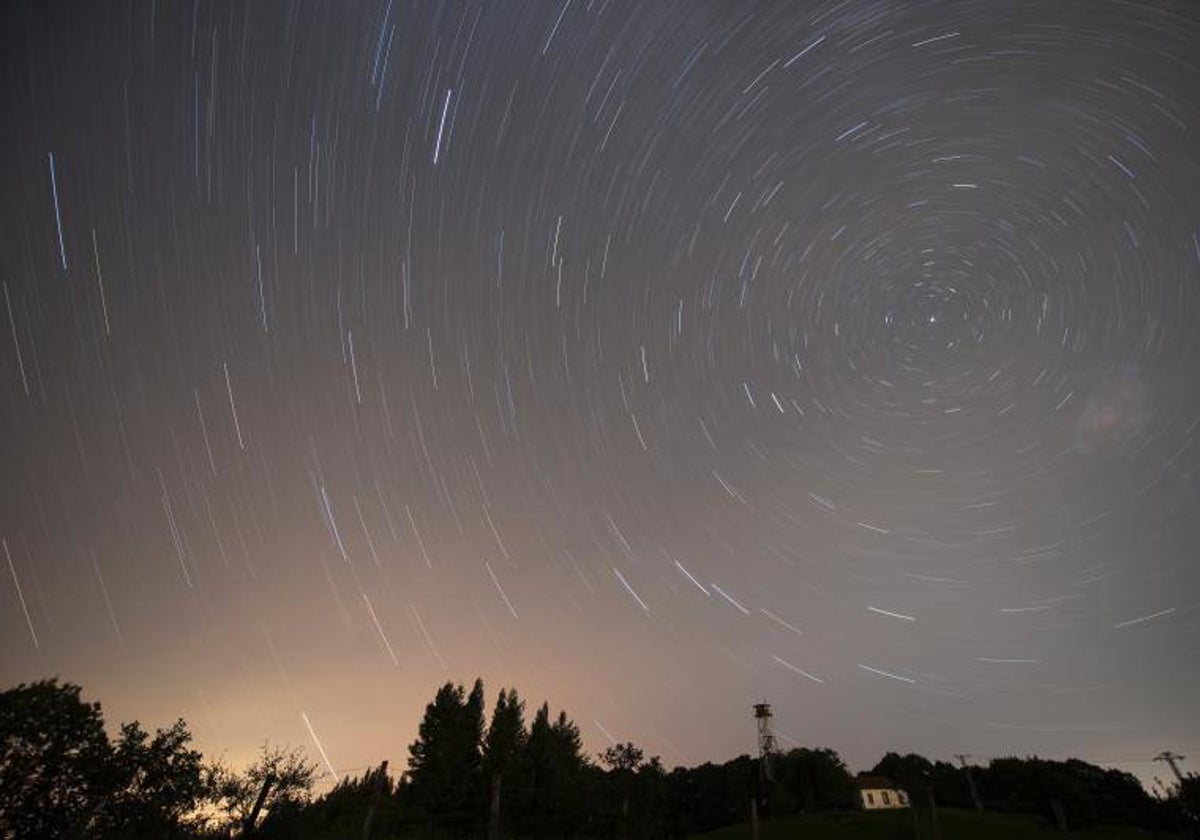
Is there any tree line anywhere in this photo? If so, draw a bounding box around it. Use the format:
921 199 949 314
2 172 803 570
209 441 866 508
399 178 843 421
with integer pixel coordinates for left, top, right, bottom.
0 679 321 839
867 751 1196 835
1 677 1196 838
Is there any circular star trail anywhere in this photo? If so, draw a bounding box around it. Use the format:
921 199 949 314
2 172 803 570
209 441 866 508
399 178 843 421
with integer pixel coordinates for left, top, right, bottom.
2 0 1199 783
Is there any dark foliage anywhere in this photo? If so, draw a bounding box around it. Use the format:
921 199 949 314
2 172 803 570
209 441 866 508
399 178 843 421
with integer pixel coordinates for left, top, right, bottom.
2 677 1178 839
100 718 209 836
406 678 487 836
772 747 859 813
400 684 593 839
266 762 399 839
1177 773 1200 827
0 679 212 839
874 750 1166 832
482 688 526 840
872 751 935 800
0 679 110 839
512 703 589 838
663 755 758 836
216 743 321 834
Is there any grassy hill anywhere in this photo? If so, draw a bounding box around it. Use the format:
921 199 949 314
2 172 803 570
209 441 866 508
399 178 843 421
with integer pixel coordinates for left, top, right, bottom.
692 806 1183 839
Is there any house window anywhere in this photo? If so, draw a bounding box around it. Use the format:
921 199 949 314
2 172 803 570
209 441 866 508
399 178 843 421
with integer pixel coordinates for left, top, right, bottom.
883 791 891 805
866 792 874 805
899 792 908 805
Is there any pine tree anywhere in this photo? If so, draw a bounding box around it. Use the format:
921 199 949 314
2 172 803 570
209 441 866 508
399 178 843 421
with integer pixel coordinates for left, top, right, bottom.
519 702 588 837
522 702 554 836
483 688 527 840
463 677 487 829
406 680 486 836
551 710 587 833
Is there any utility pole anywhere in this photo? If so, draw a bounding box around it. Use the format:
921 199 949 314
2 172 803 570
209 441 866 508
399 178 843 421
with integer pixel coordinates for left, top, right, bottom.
955 754 984 812
1156 752 1188 787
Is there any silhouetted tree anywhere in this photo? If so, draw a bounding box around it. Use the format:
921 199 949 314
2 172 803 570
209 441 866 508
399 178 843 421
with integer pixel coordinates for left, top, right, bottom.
99 718 210 837
1060 758 1156 827
212 743 320 834
979 756 1095 828
863 752 1164 831
406 679 486 836
550 709 587 834
663 755 757 836
1 680 213 838
1172 772 1200 833
518 703 588 838
873 751 935 801
601 741 645 773
272 762 398 839
928 759 972 809
483 688 526 840
0 679 110 838
7 677 1170 839
776 747 857 812
601 742 645 836
632 755 669 839
972 755 1164 830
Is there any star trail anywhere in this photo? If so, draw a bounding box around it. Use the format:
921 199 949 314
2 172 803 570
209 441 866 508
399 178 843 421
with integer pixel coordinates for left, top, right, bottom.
2 0 1199 786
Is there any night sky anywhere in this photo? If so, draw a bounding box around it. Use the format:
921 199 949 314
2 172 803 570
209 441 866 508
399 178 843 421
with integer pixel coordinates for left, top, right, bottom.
3 0 1199 789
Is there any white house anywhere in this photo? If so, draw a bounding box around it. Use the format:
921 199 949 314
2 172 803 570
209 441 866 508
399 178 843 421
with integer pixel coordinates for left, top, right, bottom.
856 774 909 809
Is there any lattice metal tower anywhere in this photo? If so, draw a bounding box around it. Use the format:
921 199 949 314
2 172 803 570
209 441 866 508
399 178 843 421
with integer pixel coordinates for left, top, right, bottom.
753 702 778 782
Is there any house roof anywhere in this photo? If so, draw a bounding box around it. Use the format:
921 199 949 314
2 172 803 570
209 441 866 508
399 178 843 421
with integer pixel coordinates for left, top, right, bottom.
855 774 901 790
